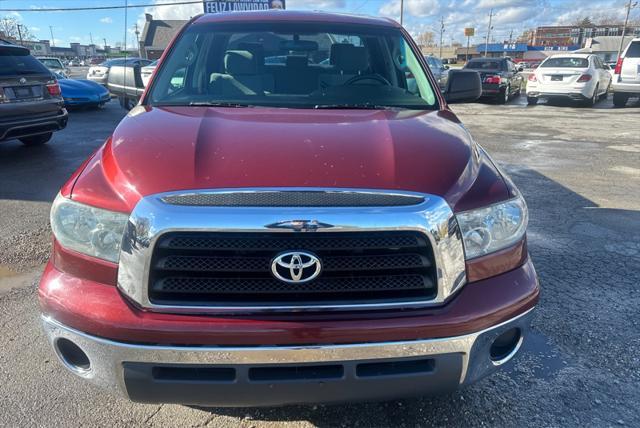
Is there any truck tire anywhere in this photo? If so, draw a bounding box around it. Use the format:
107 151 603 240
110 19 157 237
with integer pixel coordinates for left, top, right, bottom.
20 133 53 146
119 96 137 111
613 93 628 108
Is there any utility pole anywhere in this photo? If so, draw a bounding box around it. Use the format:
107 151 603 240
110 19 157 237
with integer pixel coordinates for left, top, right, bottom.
618 1 638 60
16 24 23 46
484 8 494 57
439 17 445 58
400 0 404 26
49 26 55 47
89 32 94 45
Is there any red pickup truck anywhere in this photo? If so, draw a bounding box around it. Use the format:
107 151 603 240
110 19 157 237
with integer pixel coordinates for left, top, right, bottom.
39 11 539 407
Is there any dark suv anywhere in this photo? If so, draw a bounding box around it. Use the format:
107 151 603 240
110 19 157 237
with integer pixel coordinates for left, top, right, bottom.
0 40 68 146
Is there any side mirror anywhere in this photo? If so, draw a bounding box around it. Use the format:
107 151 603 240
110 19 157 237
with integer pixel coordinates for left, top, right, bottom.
444 70 482 104
444 65 450 70
518 66 524 72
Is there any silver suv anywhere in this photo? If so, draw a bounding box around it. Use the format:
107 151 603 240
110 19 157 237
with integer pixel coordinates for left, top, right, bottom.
612 38 640 107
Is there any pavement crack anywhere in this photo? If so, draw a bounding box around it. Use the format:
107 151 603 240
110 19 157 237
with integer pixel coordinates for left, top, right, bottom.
144 404 163 425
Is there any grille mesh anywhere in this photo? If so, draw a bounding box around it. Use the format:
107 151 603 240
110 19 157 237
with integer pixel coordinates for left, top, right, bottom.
157 275 430 295
161 191 424 207
149 231 437 308
162 235 420 251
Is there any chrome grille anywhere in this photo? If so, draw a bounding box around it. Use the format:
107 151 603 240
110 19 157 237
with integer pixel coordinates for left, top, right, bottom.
116 188 468 313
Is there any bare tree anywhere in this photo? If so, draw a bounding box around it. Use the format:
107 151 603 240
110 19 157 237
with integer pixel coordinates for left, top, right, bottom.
416 31 435 48
572 17 595 28
594 13 622 25
0 16 34 41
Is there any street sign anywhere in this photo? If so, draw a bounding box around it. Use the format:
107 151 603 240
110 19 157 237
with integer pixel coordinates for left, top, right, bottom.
464 28 475 37
204 0 285 13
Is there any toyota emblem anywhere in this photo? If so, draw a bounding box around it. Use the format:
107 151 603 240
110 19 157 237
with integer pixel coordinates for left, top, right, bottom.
19 77 27 84
271 251 322 284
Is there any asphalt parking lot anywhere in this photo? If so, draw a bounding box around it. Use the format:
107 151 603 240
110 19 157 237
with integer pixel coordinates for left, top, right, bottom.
1 94 639 427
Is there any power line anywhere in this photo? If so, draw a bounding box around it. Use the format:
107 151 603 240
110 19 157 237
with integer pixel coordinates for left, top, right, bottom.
0 1 203 12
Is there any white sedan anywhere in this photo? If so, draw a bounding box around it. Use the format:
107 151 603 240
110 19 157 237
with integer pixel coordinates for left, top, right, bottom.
526 54 612 106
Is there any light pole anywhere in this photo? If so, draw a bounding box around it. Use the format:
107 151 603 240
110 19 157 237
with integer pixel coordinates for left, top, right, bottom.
618 1 638 59
439 17 445 59
400 0 404 26
49 26 55 47
134 23 142 58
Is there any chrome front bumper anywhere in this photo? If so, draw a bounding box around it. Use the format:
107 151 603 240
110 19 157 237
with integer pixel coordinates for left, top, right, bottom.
42 308 534 406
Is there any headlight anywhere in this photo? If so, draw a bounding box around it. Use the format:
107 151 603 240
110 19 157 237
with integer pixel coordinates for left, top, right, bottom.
456 196 528 260
51 194 129 263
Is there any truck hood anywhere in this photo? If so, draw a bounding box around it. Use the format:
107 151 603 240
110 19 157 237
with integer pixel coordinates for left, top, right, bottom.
71 105 507 212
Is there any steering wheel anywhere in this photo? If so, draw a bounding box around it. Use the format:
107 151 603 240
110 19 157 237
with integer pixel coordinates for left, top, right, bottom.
344 74 392 86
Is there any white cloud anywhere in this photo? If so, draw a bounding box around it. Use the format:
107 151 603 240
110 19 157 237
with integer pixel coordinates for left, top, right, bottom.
100 17 113 24
142 0 203 21
380 0 440 19
287 0 346 8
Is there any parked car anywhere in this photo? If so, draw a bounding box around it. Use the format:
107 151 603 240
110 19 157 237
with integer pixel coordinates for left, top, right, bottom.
37 57 70 78
141 60 158 87
106 64 146 109
526 53 612 106
68 59 80 67
40 11 537 407
612 38 640 107
109 61 183 109
0 41 67 146
53 73 110 108
424 55 449 90
87 57 152 85
463 57 523 103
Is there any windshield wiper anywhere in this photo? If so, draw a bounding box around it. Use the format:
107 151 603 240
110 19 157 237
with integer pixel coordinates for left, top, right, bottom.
313 103 392 110
188 101 253 108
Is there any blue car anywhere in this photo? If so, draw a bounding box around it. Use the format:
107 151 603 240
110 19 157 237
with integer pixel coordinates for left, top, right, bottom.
54 73 111 108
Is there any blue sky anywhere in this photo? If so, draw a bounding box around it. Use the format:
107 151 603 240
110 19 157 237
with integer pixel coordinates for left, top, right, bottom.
1 0 638 48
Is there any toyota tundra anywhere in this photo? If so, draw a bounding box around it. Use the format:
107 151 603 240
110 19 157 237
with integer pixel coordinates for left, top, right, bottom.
39 11 539 407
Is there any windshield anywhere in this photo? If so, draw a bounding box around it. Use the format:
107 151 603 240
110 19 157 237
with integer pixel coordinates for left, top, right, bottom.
465 60 503 70
147 23 438 110
39 58 63 69
541 57 589 68
0 48 51 76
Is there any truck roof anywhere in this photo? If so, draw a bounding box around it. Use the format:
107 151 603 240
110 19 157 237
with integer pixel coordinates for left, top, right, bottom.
194 10 399 28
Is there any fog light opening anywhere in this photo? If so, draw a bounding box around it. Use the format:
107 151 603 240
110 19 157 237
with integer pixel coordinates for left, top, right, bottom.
489 328 523 366
55 338 91 373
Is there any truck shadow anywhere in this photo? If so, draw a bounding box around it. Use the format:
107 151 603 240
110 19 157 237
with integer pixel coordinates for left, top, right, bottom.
0 102 126 202
190 166 640 426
